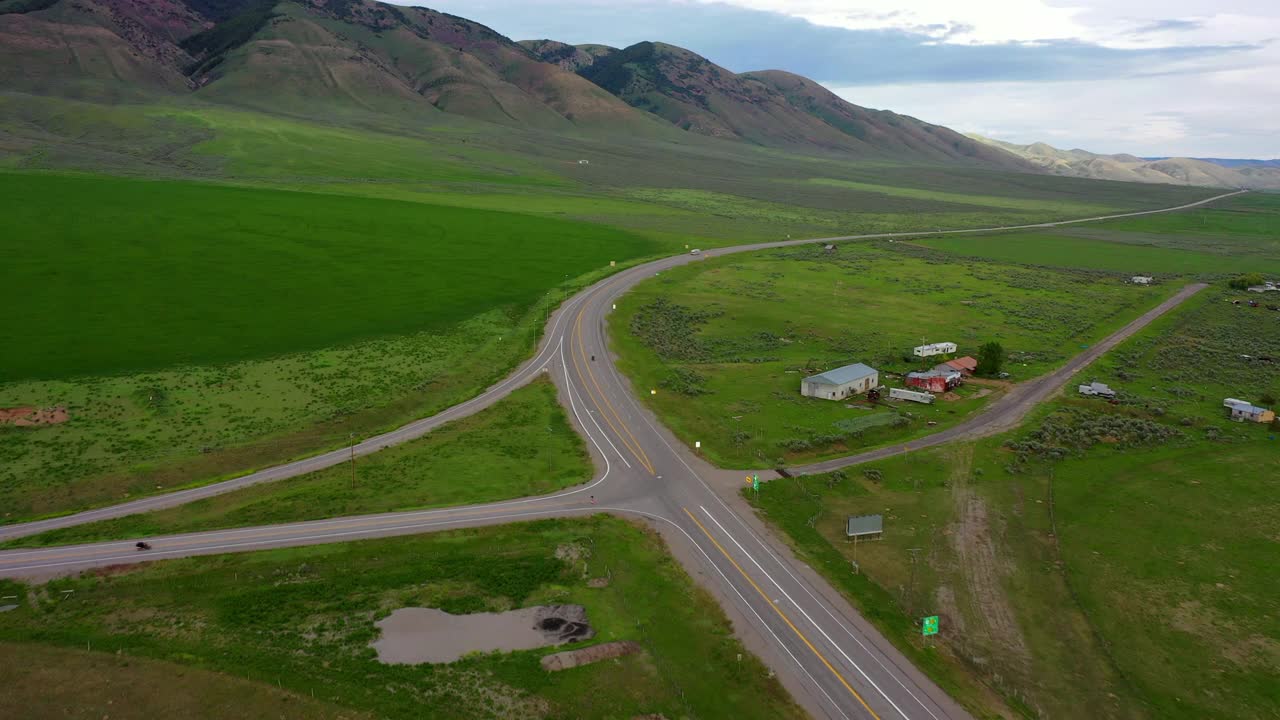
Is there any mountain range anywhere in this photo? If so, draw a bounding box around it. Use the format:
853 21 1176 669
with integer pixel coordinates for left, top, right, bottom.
0 0 1027 169
969 135 1280 190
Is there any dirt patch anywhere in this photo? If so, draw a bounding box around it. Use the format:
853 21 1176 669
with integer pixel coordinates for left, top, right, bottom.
587 576 611 588
948 447 1031 664
0 406 68 427
966 377 1013 390
541 640 641 671
371 605 594 664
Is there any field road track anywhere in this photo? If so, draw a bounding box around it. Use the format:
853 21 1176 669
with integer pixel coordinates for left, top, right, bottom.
0 190 1236 720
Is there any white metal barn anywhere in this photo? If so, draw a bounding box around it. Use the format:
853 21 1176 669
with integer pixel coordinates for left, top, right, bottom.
913 342 957 358
801 363 879 401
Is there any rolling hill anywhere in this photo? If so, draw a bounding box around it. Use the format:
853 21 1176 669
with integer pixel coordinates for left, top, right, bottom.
970 135 1280 189
1 0 1035 168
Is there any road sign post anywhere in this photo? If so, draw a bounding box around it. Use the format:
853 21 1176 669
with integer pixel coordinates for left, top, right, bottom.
922 615 939 642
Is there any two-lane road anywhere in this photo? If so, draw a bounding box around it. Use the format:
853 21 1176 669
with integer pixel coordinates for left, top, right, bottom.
0 189 1236 718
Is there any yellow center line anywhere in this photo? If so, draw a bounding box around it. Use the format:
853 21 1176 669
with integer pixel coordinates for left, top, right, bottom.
570 304 656 474
682 507 882 720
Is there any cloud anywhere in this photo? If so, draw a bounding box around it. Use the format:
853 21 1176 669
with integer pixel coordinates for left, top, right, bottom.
403 0 1254 85
1130 18 1206 34
392 0 1279 156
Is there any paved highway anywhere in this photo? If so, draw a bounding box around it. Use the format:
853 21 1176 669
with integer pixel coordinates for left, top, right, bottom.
0 190 1237 719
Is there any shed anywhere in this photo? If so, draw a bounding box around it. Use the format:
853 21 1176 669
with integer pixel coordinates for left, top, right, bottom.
801 363 879 401
1078 381 1116 398
906 369 962 393
845 514 883 540
913 342 957 358
937 356 977 375
1224 398 1275 423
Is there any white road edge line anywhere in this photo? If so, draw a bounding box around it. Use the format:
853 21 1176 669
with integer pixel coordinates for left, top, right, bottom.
701 505 913 720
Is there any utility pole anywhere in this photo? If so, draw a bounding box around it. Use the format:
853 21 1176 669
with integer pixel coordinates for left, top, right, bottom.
349 432 356 490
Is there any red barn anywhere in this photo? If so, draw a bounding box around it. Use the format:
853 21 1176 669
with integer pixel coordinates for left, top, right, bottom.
906 370 962 393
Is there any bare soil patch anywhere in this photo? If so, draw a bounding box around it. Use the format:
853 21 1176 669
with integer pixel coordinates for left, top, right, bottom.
0 406 68 426
371 605 594 664
541 640 641 671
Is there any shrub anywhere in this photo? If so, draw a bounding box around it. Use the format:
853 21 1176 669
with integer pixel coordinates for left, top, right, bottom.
976 341 1006 377
1228 272 1265 290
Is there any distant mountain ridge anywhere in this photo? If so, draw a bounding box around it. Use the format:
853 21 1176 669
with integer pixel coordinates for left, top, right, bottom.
1141 157 1280 169
970 135 1280 190
522 39 1027 167
0 0 1036 169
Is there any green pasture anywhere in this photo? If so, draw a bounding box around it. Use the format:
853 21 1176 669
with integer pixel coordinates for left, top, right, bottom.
609 241 1168 467
1 171 654 383
11 379 589 546
916 232 1280 275
749 277 1280 720
0 517 805 720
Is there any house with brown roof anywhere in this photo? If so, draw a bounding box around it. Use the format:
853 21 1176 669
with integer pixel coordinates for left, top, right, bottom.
935 356 977 376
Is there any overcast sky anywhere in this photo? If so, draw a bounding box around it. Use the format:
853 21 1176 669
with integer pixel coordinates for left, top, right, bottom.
399 0 1278 158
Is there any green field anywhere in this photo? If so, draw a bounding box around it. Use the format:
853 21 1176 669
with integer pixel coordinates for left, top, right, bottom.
919 193 1280 275
0 91 1222 523
1 642 365 720
747 274 1280 719
0 517 805 720
2 172 655 383
10 379 589 545
609 241 1169 468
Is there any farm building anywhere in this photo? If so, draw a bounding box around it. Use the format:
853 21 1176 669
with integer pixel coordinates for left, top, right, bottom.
905 369 962 393
890 387 934 404
1130 276 1154 285
1078 381 1117 398
1247 282 1277 293
801 363 879 401
913 342 957 358
935 356 977 375
845 514 883 541
1224 398 1275 423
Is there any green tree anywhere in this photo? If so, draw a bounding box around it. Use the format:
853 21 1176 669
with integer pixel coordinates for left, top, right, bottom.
976 341 1006 377
1228 272 1265 290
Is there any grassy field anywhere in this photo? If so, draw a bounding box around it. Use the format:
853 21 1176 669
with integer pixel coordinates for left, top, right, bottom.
0 92 1221 522
609 241 1169 468
918 192 1280 276
2 172 655 383
0 517 806 720
747 274 1280 719
10 379 590 546
0 641 367 720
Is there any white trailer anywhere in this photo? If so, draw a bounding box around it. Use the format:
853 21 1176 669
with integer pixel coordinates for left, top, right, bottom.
889 387 935 404
913 342 957 358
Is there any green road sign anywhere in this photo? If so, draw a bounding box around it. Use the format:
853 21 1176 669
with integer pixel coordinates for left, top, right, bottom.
922 616 939 636
752 474 760 492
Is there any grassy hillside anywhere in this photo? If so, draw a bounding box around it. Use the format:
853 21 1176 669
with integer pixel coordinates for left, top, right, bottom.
1 172 654 383
0 517 807 719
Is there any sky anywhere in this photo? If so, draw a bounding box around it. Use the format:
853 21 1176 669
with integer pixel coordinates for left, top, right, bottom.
399 0 1279 158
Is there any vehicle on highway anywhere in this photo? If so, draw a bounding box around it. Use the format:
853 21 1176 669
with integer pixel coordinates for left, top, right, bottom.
690 248 701 255
135 541 151 551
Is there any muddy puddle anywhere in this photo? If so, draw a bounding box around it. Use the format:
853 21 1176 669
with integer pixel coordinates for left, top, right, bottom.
371 604 594 664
